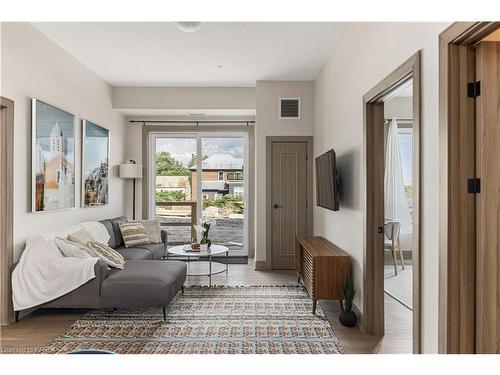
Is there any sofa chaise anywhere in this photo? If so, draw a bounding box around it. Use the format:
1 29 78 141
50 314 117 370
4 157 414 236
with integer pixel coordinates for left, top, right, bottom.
15 216 186 321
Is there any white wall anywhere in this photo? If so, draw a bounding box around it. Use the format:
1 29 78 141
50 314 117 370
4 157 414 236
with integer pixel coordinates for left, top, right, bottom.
1 23 127 260
314 22 450 353
254 81 315 263
113 87 256 111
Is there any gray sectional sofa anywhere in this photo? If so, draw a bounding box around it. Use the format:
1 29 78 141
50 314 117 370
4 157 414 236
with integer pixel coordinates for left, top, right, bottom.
25 216 186 321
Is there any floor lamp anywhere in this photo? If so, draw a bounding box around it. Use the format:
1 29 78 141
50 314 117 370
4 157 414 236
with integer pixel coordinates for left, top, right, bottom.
119 160 143 220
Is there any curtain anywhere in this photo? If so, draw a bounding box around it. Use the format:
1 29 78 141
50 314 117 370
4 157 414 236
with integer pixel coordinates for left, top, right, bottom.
384 118 412 234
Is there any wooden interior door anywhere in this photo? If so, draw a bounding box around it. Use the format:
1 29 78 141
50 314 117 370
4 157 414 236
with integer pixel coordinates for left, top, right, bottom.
271 141 308 269
475 41 500 353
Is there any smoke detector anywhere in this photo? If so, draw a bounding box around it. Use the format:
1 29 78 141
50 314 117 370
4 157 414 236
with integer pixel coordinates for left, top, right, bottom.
174 22 203 33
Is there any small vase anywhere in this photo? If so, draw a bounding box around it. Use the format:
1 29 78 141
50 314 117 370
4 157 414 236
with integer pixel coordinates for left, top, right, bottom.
339 310 357 327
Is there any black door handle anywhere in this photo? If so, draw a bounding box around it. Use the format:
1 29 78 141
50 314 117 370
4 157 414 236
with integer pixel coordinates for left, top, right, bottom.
273 204 282 209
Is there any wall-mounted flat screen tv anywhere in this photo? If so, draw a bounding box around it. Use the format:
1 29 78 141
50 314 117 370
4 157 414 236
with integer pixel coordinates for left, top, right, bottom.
315 149 339 211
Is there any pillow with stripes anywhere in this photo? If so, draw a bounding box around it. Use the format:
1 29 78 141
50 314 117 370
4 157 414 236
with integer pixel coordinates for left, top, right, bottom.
118 222 151 248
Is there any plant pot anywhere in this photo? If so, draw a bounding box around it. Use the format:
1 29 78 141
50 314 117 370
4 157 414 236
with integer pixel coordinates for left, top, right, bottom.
200 243 208 251
339 310 357 327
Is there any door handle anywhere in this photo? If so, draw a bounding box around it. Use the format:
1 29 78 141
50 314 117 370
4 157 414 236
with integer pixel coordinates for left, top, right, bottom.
273 204 282 209
378 226 384 234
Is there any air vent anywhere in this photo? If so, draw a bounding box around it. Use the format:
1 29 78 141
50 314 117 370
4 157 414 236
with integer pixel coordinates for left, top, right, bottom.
279 98 301 119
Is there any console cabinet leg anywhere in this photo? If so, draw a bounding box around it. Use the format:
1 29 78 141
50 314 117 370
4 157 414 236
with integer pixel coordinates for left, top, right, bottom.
312 299 317 315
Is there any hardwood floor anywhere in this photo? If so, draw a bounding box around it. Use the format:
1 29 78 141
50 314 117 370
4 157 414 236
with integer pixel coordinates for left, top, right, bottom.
0 261 412 353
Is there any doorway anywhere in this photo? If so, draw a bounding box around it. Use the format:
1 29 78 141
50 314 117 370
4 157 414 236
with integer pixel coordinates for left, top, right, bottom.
1 97 14 325
149 132 249 257
439 23 500 354
363 52 421 353
383 81 414 313
266 136 313 270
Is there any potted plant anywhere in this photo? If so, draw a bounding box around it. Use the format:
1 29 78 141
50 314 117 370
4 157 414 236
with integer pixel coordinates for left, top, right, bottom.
339 273 357 327
197 217 215 250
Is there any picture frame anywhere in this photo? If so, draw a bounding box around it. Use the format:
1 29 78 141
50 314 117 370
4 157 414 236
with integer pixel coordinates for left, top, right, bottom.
31 99 76 213
81 120 110 208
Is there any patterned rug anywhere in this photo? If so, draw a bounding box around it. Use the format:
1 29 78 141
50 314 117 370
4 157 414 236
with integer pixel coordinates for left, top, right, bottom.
42 286 344 354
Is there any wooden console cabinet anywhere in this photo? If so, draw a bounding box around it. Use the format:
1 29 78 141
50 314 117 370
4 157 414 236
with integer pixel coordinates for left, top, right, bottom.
295 236 351 314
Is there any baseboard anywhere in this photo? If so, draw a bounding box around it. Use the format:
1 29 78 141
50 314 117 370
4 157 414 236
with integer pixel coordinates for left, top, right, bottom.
352 302 364 330
254 260 270 271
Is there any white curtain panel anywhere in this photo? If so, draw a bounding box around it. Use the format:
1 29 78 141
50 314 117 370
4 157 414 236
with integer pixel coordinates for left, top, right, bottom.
384 118 412 234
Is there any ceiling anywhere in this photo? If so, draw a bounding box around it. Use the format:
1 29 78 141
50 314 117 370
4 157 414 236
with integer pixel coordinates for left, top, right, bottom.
32 22 345 87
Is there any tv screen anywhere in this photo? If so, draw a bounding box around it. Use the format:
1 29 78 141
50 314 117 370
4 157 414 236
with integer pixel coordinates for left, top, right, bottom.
315 149 339 211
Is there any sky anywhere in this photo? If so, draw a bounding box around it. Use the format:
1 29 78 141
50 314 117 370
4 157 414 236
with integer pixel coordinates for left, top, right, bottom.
36 100 75 155
155 137 244 166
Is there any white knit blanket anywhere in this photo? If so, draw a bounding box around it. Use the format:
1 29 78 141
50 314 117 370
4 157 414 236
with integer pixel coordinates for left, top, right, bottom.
11 221 110 311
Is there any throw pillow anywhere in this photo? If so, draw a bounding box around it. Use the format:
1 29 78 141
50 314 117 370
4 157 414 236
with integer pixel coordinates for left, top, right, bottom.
68 228 96 247
55 238 92 259
138 220 162 244
87 241 125 269
118 222 151 248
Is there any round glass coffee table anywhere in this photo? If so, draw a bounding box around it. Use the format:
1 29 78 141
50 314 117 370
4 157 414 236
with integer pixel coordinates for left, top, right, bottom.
167 244 229 286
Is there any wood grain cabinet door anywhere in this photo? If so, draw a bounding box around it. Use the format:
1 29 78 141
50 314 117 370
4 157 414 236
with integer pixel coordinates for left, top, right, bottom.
271 142 308 269
475 41 500 354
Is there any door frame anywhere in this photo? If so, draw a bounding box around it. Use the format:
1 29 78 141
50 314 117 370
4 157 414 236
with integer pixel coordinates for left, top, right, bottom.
1 96 14 325
265 136 313 270
363 51 422 353
438 22 500 354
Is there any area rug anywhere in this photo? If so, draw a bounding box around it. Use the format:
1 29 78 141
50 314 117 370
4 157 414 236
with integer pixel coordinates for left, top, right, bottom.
41 285 343 354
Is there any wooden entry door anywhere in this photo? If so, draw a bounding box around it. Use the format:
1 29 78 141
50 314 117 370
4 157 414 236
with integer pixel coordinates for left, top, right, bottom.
475 41 500 353
270 141 308 269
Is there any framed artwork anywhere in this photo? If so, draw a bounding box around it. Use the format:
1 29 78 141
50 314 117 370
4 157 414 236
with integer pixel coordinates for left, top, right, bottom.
81 120 110 207
32 99 76 212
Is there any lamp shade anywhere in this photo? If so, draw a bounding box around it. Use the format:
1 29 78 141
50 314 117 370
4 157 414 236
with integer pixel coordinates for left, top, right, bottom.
119 163 143 179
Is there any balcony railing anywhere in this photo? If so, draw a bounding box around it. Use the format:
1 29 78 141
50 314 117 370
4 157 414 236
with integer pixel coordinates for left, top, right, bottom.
155 201 197 245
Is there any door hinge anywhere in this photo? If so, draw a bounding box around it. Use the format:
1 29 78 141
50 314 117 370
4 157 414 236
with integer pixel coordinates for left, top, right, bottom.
467 81 481 98
467 178 481 194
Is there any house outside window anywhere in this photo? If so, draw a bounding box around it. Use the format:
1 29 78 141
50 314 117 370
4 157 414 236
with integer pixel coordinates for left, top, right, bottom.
233 186 244 197
218 171 224 181
227 171 243 181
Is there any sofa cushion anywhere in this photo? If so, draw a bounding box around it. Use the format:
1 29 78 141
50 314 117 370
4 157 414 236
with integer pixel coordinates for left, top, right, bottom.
100 216 127 248
119 222 151 248
116 243 165 260
99 219 115 247
100 260 187 308
116 246 154 260
134 243 165 260
87 241 125 269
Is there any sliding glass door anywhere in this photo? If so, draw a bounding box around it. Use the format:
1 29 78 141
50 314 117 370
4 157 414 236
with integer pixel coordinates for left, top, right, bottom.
150 133 248 256
153 136 197 245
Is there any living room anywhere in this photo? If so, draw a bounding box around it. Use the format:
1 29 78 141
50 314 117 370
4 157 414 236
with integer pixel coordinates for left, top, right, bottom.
1 1 500 372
